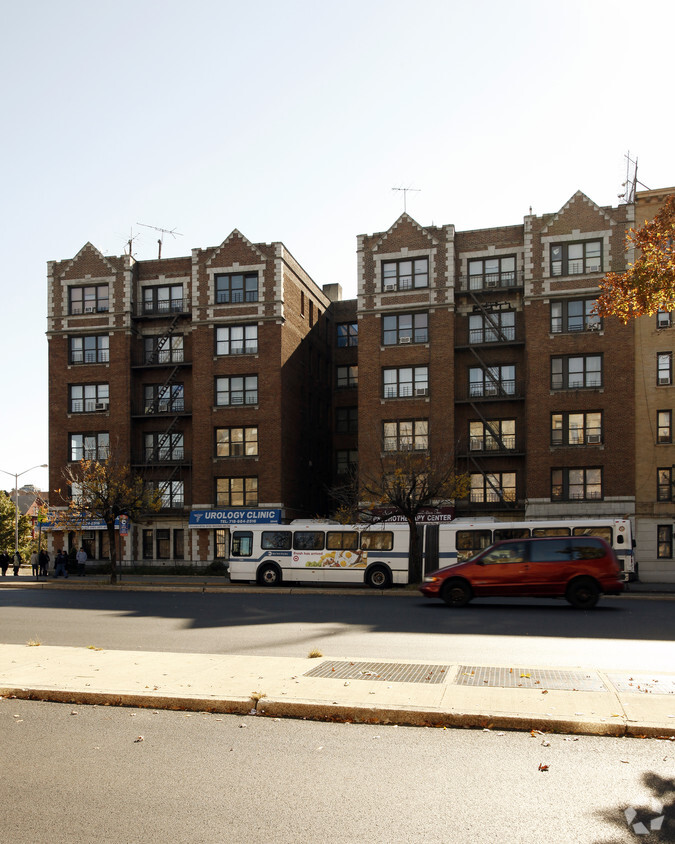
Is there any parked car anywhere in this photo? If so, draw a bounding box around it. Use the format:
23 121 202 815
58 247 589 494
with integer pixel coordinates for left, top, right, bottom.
420 536 625 609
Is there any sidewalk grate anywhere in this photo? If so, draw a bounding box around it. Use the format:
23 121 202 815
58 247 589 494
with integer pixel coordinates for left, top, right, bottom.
606 674 675 695
304 660 451 684
455 665 606 692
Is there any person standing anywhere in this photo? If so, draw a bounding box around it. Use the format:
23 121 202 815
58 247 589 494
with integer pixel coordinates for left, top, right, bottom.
31 550 39 579
0 551 9 576
76 546 87 576
39 548 49 577
54 549 68 578
13 550 22 576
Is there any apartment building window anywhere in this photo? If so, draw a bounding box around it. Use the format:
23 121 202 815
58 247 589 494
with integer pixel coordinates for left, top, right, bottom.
336 450 358 476
470 472 516 503
657 309 672 329
382 258 428 291
658 353 672 385
215 272 258 304
69 383 109 413
383 419 428 452
143 285 184 315
469 365 515 398
551 412 602 445
144 383 184 413
382 312 428 345
69 432 109 462
469 419 515 451
144 335 183 364
335 407 358 434
216 325 258 355
550 241 602 276
69 335 109 365
337 366 358 389
657 410 672 443
657 468 673 501
146 480 184 508
468 256 516 289
550 299 601 333
216 476 258 506
144 432 184 462
469 311 515 344
337 322 358 347
69 285 109 315
551 468 602 501
657 525 673 558
215 376 258 406
551 355 602 390
215 426 258 457
383 366 428 398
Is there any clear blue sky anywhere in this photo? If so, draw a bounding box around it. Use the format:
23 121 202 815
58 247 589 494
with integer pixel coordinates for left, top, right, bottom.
1 0 673 494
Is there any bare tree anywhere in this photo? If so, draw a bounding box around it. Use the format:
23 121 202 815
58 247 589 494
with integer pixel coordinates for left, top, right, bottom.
55 452 161 584
331 449 470 584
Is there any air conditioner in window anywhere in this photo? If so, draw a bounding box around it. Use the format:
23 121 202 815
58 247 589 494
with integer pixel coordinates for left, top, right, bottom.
586 434 602 443
485 279 497 288
399 336 411 344
84 307 96 313
658 376 672 385
94 401 109 411
383 282 396 291
415 387 429 396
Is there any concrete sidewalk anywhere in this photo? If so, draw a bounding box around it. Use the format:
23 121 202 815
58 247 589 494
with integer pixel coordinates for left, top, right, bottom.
1 644 673 738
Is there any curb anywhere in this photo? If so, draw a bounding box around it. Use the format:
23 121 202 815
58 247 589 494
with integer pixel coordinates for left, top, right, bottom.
3 685 674 739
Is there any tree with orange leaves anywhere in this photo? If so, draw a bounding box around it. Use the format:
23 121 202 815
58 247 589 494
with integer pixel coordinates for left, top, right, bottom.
596 195 675 322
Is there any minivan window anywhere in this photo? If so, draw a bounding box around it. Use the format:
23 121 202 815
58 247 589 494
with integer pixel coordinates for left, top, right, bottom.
570 537 606 559
482 542 527 564
529 539 574 562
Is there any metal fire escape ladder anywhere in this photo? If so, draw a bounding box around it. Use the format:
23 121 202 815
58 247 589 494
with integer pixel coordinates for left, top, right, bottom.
468 402 509 452
468 346 507 397
147 315 181 364
146 366 181 415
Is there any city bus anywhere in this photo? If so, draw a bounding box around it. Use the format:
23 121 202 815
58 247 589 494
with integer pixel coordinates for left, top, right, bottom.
226 517 635 587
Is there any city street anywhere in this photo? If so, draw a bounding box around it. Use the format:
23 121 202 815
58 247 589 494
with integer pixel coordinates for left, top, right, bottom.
1 588 674 671
1 697 673 843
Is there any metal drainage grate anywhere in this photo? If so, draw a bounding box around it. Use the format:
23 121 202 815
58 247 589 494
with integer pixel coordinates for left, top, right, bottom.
455 665 606 692
606 674 675 695
304 661 451 685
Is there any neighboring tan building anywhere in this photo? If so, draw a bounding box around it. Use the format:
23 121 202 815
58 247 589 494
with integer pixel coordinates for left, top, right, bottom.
633 187 675 582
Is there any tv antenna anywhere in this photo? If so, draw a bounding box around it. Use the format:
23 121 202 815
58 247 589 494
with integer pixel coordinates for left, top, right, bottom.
392 186 421 213
618 152 650 204
125 227 141 258
136 222 184 259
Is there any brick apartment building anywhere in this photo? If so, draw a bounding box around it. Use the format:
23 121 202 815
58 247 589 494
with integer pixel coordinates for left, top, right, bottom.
46 187 675 581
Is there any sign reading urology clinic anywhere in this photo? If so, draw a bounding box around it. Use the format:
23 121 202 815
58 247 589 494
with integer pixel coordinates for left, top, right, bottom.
189 509 281 527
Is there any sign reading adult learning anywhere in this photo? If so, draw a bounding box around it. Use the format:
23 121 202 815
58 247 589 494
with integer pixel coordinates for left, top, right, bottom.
189 509 281 527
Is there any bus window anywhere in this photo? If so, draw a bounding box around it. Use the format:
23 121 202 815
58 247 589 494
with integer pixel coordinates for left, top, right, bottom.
326 531 359 550
262 531 292 550
361 531 393 551
532 527 570 537
231 531 253 556
293 531 324 551
494 528 530 541
573 526 612 543
456 530 492 561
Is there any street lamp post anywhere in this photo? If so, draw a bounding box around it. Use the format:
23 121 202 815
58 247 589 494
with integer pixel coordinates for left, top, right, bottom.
0 464 48 556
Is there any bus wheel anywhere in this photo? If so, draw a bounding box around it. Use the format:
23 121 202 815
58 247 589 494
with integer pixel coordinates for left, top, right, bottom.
366 565 391 589
440 579 472 607
258 563 281 586
565 577 599 609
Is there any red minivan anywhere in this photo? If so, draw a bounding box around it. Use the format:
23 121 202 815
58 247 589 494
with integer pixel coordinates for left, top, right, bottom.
420 536 625 609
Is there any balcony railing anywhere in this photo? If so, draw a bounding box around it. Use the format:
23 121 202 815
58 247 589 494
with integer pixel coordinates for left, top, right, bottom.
468 325 517 345
469 435 517 452
469 380 516 399
70 350 110 365
136 299 190 317
460 271 523 293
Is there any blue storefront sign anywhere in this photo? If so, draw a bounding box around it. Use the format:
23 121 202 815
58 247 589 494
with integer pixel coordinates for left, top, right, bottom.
189 509 281 527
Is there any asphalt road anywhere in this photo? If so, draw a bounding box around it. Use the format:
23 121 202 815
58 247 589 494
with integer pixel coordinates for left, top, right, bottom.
1 589 674 672
2 698 673 844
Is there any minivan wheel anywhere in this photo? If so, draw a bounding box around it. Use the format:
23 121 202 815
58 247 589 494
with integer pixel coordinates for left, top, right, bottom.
258 563 281 586
566 577 600 609
441 579 472 607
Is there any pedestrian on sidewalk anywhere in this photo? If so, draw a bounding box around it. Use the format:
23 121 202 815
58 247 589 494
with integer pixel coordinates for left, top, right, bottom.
31 550 39 579
54 549 68 578
0 551 9 576
76 546 87 576
39 548 49 577
13 550 22 576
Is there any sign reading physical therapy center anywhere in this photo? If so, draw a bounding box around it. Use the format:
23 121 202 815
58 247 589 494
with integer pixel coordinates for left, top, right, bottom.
189 509 281 527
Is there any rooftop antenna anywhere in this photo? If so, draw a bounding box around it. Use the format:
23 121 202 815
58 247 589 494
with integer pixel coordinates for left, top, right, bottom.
619 152 650 204
392 186 421 213
136 222 184 259
125 227 141 258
